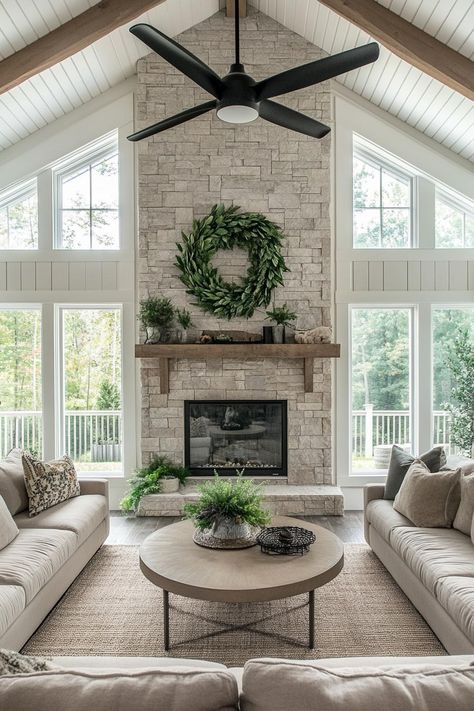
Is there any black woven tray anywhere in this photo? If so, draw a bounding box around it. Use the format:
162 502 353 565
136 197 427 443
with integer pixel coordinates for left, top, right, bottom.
256 526 316 555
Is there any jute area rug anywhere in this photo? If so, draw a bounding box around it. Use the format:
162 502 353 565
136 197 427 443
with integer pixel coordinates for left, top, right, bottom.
23 544 445 666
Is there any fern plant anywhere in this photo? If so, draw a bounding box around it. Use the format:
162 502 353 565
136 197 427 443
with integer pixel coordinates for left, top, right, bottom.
183 472 271 530
120 456 189 513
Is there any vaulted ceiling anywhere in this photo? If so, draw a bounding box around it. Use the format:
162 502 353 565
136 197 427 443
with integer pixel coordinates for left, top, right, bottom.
0 0 472 162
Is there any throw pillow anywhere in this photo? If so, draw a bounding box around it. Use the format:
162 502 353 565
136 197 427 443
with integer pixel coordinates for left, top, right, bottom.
453 472 474 537
0 495 19 550
0 448 29 515
22 453 80 517
0 649 57 675
393 460 461 527
384 445 447 500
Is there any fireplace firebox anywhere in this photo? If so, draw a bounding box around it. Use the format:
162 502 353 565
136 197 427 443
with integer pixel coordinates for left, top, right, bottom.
184 400 288 477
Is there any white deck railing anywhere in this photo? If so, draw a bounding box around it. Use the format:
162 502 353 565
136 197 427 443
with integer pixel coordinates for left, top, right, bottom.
352 406 452 458
0 410 122 461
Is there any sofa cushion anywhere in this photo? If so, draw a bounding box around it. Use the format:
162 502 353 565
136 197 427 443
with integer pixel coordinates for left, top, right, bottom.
365 499 414 543
384 445 446 500
15 495 107 546
0 494 19 549
390 527 474 596
240 658 474 711
446 455 474 477
0 449 28 515
393 460 461 527
436 576 474 645
0 528 77 603
0 667 239 711
453 473 474 537
0 584 26 637
22 453 80 517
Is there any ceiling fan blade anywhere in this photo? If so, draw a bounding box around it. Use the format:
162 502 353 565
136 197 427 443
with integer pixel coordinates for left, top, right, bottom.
255 43 380 100
259 100 330 139
130 23 224 99
127 101 217 142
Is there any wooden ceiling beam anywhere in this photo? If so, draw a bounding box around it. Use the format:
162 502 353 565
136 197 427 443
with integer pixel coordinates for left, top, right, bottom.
226 0 247 17
0 0 166 96
317 0 474 101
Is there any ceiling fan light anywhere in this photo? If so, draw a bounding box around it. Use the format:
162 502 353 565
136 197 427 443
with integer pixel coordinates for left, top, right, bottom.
216 104 259 124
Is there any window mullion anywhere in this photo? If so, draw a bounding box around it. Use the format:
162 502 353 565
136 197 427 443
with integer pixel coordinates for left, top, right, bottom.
37 169 52 252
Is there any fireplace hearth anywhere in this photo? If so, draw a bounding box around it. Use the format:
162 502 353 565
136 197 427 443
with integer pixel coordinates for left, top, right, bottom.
184 400 288 477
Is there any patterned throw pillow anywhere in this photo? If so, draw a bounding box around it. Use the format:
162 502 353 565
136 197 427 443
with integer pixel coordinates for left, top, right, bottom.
21 453 80 517
0 648 57 675
190 416 209 438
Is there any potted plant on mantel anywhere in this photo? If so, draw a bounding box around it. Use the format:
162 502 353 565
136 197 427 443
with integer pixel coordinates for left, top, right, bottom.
139 296 175 344
184 472 271 549
120 456 190 513
175 307 193 343
265 303 297 344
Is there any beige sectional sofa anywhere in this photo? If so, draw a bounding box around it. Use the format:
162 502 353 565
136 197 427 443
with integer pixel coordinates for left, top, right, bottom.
0 451 109 651
1 654 473 710
364 458 474 654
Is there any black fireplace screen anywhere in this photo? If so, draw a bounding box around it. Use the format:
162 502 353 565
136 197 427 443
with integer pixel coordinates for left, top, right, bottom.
184 400 287 476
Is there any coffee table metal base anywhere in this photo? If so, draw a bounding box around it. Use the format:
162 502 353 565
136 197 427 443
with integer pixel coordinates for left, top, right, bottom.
162 588 316 651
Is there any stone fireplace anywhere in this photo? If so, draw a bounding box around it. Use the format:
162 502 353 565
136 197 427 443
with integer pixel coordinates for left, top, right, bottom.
135 9 343 515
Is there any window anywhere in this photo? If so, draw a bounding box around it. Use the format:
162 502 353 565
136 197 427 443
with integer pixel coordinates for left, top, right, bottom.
0 308 42 458
54 137 119 249
0 179 38 249
432 307 474 454
351 307 412 471
435 189 474 248
60 307 122 472
353 147 412 249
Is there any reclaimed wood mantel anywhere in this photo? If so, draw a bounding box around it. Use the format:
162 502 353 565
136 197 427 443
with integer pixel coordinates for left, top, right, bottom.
135 343 341 394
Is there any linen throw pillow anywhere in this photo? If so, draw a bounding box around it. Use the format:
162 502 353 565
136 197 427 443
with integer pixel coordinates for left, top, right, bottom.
393 460 461 527
0 495 19 550
384 445 447 500
22 453 80 517
453 472 474 537
0 448 29 515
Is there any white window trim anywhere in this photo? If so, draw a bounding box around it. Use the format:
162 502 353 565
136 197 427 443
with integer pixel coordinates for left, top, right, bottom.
333 93 474 492
435 187 474 250
53 134 119 251
0 178 38 251
54 301 126 479
353 143 415 249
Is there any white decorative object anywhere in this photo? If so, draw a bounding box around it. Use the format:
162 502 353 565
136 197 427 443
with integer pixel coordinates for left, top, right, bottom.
160 477 180 493
294 327 332 344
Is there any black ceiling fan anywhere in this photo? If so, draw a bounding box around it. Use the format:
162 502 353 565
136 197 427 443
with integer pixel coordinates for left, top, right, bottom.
127 0 379 142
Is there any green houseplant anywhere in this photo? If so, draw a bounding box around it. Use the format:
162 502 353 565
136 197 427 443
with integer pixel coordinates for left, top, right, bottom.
444 328 474 457
120 456 190 513
139 296 175 344
175 307 193 343
265 303 297 344
183 473 271 543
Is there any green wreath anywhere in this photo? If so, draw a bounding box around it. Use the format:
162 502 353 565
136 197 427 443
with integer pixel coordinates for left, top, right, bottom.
175 204 289 320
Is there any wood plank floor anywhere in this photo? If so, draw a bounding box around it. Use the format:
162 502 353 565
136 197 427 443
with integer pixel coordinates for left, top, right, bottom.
106 511 365 545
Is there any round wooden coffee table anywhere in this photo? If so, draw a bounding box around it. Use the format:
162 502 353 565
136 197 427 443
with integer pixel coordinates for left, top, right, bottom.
139 516 344 650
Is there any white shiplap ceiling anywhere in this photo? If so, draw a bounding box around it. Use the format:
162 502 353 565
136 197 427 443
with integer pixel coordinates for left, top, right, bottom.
0 0 472 161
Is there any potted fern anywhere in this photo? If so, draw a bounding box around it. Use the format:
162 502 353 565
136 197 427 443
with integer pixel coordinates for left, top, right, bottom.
184 472 271 548
120 456 189 513
265 303 297 344
139 296 175 344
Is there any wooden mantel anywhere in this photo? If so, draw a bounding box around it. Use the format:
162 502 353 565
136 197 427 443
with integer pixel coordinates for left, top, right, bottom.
135 343 341 394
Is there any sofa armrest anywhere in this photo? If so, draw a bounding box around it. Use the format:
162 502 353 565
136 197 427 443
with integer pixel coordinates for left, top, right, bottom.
364 483 385 507
363 484 385 545
79 478 109 509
